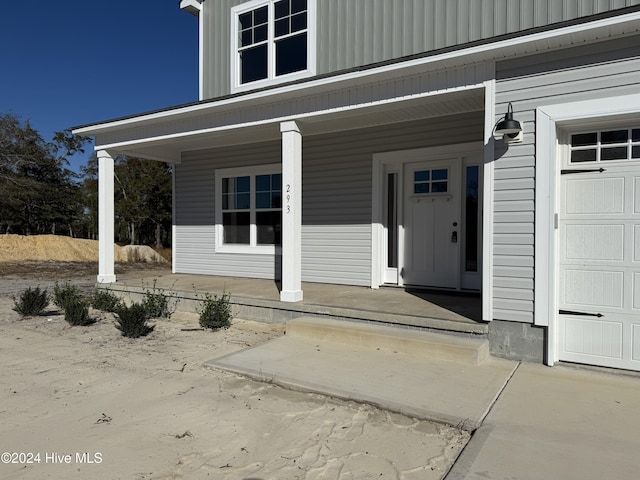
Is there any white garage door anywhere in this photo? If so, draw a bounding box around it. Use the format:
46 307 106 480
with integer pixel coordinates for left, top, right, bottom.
558 128 640 371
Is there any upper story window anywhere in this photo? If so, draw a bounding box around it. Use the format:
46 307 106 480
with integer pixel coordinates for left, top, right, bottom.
231 0 316 92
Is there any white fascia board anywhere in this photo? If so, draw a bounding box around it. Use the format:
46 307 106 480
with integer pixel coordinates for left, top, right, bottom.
73 10 640 137
180 0 202 16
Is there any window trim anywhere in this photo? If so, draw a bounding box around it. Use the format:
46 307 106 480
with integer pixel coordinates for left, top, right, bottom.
215 164 282 254
230 0 317 93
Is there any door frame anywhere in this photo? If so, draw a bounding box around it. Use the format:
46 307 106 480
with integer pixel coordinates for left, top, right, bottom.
372 142 483 290
535 93 640 367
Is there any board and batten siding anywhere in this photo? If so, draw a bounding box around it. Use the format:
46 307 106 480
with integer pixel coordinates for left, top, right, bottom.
174 112 483 286
202 0 640 98
493 35 640 323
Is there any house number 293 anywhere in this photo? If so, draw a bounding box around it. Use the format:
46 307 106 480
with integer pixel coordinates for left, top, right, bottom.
286 184 291 214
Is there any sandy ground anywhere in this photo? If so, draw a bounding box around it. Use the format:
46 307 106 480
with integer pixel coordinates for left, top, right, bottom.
0 262 469 479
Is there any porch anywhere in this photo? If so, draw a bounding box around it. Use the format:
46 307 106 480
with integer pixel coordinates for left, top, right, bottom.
108 270 486 336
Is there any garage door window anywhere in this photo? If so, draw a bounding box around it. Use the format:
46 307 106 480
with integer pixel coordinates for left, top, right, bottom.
570 128 640 163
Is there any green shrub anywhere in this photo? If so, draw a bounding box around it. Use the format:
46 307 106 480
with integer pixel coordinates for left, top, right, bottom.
198 292 232 330
91 288 123 313
64 296 95 326
141 280 175 319
53 281 82 310
12 286 50 317
115 303 155 338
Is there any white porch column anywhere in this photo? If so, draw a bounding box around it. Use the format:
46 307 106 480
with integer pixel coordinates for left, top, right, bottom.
280 121 303 302
97 150 116 283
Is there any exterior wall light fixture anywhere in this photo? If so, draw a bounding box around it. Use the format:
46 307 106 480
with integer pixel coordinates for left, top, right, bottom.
494 102 523 143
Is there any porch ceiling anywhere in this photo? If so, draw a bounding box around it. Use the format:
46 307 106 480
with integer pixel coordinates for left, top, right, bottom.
95 88 485 163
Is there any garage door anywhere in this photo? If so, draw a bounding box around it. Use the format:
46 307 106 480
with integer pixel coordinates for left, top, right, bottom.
558 128 640 371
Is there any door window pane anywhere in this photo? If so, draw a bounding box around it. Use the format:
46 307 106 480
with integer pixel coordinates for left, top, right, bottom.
465 166 479 272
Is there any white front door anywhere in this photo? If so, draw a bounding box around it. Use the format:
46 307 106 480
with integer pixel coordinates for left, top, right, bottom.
403 159 461 288
558 163 640 370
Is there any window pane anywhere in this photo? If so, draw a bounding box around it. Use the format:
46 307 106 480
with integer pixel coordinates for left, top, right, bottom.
254 5 268 25
255 24 268 43
256 192 271 209
241 44 268 84
239 12 253 30
257 211 281 245
236 193 250 209
236 176 250 192
465 166 479 272
432 182 448 193
632 146 640 159
632 129 640 142
275 18 289 37
272 173 282 190
256 174 271 191
275 33 307 76
222 193 231 210
271 192 282 208
291 12 307 32
414 171 429 182
222 177 231 194
274 0 289 19
571 133 597 147
241 30 252 47
601 130 627 144
432 169 448 180
414 183 429 194
601 146 627 161
571 149 596 163
292 0 307 14
223 212 250 244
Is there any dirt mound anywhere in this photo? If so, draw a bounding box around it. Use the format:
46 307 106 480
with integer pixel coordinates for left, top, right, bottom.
120 245 168 263
0 235 167 263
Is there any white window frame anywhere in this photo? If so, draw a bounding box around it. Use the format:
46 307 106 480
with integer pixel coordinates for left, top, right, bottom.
215 164 282 254
230 0 317 93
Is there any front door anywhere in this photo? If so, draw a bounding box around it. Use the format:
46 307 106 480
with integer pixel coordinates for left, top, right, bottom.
403 159 461 288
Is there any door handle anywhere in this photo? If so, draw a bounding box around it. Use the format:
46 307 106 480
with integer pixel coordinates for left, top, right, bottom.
451 231 458 243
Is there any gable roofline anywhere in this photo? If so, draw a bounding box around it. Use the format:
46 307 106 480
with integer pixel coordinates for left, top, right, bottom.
73 5 640 135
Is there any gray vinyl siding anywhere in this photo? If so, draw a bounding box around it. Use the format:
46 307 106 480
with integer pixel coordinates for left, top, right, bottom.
174 112 483 285
493 35 640 323
202 0 640 98
174 140 281 278
302 112 483 285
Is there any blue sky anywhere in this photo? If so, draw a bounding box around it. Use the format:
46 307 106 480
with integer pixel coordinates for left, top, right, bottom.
1 1 199 173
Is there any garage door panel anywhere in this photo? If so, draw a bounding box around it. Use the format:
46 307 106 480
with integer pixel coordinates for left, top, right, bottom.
563 224 624 261
635 177 640 213
634 273 640 309
634 325 640 361
562 317 623 359
564 177 624 215
635 226 640 261
563 269 624 308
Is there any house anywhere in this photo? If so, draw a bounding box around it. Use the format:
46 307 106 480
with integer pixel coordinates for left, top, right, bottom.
73 1 640 372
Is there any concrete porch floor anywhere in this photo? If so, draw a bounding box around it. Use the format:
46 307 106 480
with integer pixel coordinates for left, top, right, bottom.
110 270 486 335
